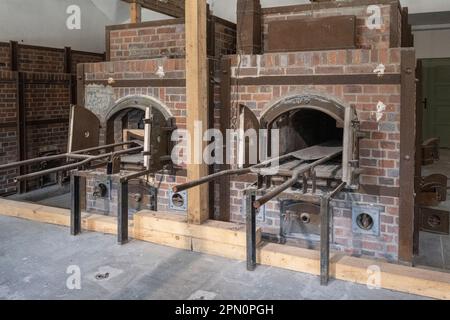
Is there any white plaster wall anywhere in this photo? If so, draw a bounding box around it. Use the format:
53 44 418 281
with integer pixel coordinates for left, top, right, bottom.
0 0 448 53
414 28 450 59
0 0 168 53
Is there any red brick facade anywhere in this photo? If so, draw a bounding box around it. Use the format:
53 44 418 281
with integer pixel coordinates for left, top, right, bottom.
262 3 400 51
107 17 236 61
224 1 409 260
0 42 104 194
83 16 236 216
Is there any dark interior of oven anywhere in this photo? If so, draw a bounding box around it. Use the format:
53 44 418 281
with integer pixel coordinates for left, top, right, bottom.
266 108 345 245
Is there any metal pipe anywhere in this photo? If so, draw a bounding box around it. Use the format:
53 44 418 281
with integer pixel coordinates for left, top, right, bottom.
172 150 301 193
173 168 251 193
254 150 342 208
15 146 143 181
70 141 138 154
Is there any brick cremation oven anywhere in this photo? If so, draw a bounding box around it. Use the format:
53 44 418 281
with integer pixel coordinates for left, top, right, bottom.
73 15 236 217
218 0 417 270
166 0 419 285
74 0 418 277
0 0 421 286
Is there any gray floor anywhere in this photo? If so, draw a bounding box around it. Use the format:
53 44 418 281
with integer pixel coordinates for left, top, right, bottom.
416 149 450 271
0 216 426 300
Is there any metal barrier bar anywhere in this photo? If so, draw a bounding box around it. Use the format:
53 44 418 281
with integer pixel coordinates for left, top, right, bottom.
70 175 81 236
246 189 257 271
0 141 138 171
254 150 342 208
118 181 129 245
14 146 143 181
320 181 346 286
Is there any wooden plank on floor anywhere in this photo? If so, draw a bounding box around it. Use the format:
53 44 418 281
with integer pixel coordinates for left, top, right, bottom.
2 199 450 299
135 210 261 246
192 238 247 261
260 242 450 300
134 228 191 250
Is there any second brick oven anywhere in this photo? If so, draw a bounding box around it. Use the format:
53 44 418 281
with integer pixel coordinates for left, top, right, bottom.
75 0 418 268
217 0 417 264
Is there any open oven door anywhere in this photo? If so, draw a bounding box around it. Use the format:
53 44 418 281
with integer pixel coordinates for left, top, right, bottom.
150 110 175 172
68 105 101 152
238 105 260 168
342 105 359 187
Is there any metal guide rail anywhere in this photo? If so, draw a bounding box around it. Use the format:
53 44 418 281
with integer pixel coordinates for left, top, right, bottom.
0 141 145 184
0 141 151 245
172 141 347 285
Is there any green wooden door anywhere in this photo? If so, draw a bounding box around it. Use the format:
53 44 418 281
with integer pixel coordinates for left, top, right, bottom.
423 59 450 148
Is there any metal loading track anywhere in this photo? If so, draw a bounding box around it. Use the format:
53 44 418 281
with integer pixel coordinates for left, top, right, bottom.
172 141 347 285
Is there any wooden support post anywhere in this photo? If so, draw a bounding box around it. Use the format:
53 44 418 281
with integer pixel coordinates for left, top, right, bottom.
399 49 416 263
76 64 85 107
9 41 18 71
130 1 142 24
237 0 262 54
186 0 209 225
218 58 231 222
16 72 26 193
64 47 72 74
208 58 215 220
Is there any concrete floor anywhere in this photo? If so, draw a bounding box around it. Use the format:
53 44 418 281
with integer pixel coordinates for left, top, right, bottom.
416 149 450 271
0 216 427 300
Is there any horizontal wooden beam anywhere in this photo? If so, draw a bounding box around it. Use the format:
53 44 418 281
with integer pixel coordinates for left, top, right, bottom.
262 0 399 14
0 118 68 129
85 79 185 87
121 0 184 18
231 74 401 86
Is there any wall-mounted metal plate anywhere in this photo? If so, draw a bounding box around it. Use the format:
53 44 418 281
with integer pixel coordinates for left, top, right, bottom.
169 190 187 211
280 201 320 241
420 207 450 235
352 205 381 236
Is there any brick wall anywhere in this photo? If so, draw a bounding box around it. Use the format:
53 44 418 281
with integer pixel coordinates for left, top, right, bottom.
107 17 237 61
0 72 18 194
0 42 104 194
262 4 396 51
227 48 403 260
18 45 65 73
108 20 186 61
0 43 11 71
24 74 71 121
71 51 104 72
214 18 237 56
83 58 187 212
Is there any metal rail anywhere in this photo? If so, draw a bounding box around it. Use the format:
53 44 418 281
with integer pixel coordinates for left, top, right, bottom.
253 149 342 208
172 149 309 193
320 181 346 286
14 146 143 181
0 141 139 171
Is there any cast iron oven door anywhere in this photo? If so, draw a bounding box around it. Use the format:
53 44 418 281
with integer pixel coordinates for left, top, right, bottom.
68 105 101 152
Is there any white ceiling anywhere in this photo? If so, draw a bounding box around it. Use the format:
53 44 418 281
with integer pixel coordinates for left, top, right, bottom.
0 0 448 53
208 0 450 22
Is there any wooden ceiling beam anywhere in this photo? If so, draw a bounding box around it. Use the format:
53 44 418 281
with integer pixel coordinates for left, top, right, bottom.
122 0 185 18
